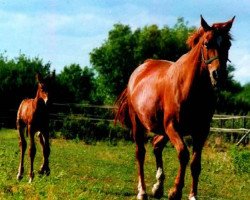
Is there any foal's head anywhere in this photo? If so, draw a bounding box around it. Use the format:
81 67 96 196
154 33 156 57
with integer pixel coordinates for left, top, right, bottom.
36 71 55 104
187 16 235 86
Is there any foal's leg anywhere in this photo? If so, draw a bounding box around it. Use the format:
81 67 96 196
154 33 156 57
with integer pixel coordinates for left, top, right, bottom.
38 131 50 176
189 136 207 200
166 122 190 200
152 135 168 198
17 123 27 180
28 126 36 183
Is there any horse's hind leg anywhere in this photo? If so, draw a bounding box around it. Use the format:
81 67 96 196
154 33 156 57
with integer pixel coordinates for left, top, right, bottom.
28 126 36 183
152 135 168 198
38 131 50 176
135 131 147 200
17 122 27 180
131 113 147 200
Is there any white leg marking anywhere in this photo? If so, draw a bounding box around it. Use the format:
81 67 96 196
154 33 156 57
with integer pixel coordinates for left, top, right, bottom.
189 196 197 200
152 167 165 195
156 167 163 180
137 179 146 199
29 178 33 184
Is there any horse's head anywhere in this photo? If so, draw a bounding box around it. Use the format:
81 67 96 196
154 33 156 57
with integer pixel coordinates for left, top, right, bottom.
36 71 55 104
211 17 235 87
200 15 235 86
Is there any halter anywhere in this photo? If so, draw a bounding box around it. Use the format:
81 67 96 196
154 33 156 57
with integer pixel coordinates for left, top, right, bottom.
201 47 219 65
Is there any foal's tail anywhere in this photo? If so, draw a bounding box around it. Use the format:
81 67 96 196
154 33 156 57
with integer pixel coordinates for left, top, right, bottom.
114 88 131 128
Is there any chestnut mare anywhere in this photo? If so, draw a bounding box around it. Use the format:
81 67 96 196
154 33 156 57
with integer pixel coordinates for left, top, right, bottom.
17 72 54 183
115 16 235 200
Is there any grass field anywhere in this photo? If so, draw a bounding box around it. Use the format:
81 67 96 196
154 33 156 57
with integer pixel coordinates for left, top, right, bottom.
0 129 249 200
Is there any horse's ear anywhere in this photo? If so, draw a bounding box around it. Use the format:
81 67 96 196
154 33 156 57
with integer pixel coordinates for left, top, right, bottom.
201 15 212 32
36 73 43 83
222 16 235 32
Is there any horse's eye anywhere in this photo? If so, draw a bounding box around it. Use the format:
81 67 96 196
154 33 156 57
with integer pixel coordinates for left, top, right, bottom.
41 85 46 92
204 42 209 49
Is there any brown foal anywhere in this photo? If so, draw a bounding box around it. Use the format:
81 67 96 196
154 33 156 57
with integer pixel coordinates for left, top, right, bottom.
17 72 54 183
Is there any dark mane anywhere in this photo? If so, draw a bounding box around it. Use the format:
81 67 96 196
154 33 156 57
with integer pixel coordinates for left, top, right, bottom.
186 22 233 50
212 22 234 46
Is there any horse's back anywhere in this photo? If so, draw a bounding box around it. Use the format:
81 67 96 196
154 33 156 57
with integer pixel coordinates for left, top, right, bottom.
17 99 34 125
128 59 173 91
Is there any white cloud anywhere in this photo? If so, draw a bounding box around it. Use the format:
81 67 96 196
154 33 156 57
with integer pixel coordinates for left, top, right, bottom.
231 51 250 84
0 1 250 85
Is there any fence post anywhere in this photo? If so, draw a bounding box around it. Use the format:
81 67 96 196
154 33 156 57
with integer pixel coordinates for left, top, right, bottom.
243 116 247 129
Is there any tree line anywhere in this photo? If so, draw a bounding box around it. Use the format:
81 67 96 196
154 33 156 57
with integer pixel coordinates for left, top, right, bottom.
0 18 249 126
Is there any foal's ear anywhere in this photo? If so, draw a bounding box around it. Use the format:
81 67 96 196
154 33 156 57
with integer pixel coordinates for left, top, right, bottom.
36 73 43 83
201 15 212 32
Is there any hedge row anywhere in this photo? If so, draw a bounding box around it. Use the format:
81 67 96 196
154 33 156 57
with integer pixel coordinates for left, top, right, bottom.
51 115 131 144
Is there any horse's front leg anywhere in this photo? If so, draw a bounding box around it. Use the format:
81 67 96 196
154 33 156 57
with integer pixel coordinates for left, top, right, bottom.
17 124 27 180
152 135 168 199
189 136 207 200
38 131 50 176
166 122 190 200
189 150 201 200
28 126 36 183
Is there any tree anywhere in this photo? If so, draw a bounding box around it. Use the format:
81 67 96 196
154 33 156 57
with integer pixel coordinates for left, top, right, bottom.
0 53 51 127
90 18 195 103
90 24 137 103
57 64 95 103
237 83 250 104
215 64 250 114
0 53 51 108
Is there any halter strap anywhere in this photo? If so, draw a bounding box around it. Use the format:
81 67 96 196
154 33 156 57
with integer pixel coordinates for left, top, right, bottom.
201 48 219 65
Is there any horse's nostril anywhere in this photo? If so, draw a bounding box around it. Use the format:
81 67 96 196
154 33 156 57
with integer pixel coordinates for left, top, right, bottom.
212 70 218 80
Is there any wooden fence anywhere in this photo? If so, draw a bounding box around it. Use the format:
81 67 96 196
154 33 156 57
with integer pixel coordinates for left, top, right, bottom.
211 115 250 145
1 103 249 144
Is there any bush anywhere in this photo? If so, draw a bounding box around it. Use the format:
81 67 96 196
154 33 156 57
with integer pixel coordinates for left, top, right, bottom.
230 146 250 174
60 115 131 143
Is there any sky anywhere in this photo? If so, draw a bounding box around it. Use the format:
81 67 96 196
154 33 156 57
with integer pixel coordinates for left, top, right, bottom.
0 0 250 84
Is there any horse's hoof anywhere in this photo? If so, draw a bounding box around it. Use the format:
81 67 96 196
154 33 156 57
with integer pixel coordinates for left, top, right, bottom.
38 167 50 176
189 195 197 200
45 169 50 176
28 172 34 183
29 177 33 183
152 184 164 199
17 174 23 181
38 170 43 175
137 193 148 200
168 187 182 200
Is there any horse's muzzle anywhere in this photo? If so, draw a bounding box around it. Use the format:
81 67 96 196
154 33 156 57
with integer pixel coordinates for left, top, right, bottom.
210 69 219 87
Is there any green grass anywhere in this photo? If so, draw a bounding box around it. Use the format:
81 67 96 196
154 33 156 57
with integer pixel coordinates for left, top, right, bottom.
0 129 249 200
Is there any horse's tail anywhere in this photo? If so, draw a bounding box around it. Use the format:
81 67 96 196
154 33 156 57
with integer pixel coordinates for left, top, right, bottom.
114 88 131 128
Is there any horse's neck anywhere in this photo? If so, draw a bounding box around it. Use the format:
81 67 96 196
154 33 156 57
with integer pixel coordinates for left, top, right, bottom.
176 43 206 98
34 89 42 104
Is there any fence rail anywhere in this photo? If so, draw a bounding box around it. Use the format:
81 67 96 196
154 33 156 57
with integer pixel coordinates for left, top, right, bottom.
1 103 249 144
